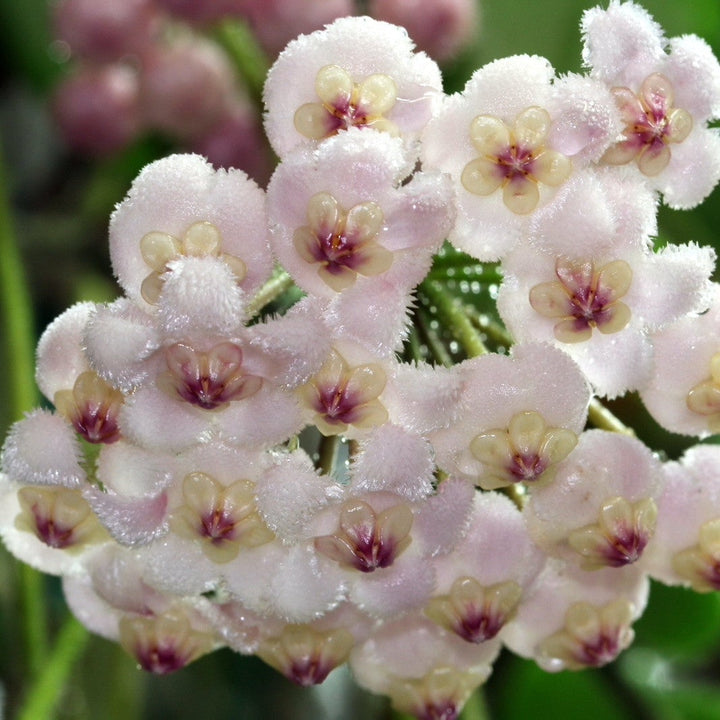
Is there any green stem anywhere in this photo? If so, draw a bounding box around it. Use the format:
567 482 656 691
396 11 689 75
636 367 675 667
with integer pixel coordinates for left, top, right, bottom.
463 304 512 350
0 156 38 417
416 308 453 367
318 435 341 476
0 147 49 676
246 269 294 319
214 18 270 104
421 281 488 358
16 616 89 720
459 688 491 720
588 399 635 436
405 325 427 365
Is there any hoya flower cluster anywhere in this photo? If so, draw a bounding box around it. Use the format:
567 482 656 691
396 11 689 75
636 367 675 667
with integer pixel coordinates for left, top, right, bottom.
3 3 720 718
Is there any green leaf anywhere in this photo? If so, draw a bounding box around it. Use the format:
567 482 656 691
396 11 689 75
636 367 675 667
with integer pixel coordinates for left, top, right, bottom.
490 654 637 720
633 581 720 660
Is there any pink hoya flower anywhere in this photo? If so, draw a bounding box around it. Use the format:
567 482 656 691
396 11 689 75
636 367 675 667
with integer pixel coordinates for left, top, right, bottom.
308 479 474 618
350 612 499 720
429 343 590 488
267 129 453 304
109 154 272 312
497 172 715 398
263 15 443 158
243 0 354 58
640 285 720 438
139 38 237 141
502 558 649 672
0 472 109 577
369 0 478 63
525 431 664 572
644 445 720 592
421 54 621 261
427 492 546 646
53 0 158 63
1 302 123 494
53 63 142 156
582 0 720 208
62 545 222 674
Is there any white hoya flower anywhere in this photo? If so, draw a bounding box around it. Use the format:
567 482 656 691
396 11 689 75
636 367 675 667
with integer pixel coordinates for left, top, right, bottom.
421 54 621 261
2 302 124 492
502 558 649 672
263 15 443 158
109 154 272 314
309 479 474 619
497 173 716 398
429 342 591 488
525 430 664 572
63 546 222 674
267 129 454 307
644 445 720 592
86 297 330 454
350 612 499 720
0 472 109 577
427 491 546 646
582 0 720 208
641 285 720 438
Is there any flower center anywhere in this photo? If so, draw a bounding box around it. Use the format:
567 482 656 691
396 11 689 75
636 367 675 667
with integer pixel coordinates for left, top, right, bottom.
461 106 571 214
158 341 262 411
170 472 273 563
390 667 485 720
139 221 247 304
257 625 355 687
297 350 388 435
53 371 124 444
16 486 107 549
119 610 216 675
567 496 658 570
672 518 720 592
537 599 634 671
314 499 413 572
294 192 392 291
602 73 693 176
686 352 720 433
425 577 522 643
469 410 577 490
294 65 399 141
529 257 633 343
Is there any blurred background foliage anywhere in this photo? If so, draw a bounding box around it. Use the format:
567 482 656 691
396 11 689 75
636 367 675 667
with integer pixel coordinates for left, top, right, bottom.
1 0 720 718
